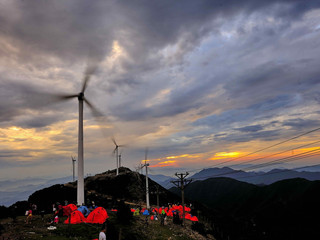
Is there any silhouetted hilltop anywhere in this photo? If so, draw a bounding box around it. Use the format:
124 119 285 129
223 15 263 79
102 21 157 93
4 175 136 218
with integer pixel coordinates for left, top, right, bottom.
28 167 179 212
170 177 320 240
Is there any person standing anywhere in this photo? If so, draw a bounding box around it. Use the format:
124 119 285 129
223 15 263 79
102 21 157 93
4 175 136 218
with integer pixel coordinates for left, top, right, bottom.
99 226 107 240
26 209 32 224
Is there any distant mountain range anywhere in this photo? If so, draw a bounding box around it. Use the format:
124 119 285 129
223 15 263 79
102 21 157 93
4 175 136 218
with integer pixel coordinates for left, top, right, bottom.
2 166 320 206
0 176 73 206
149 166 320 188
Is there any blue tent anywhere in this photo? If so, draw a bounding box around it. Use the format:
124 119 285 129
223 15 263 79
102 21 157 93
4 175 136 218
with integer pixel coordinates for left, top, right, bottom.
77 206 90 217
143 209 149 216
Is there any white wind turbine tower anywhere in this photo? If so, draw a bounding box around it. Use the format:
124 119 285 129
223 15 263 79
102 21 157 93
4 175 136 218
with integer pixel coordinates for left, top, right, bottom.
55 72 103 205
71 156 76 182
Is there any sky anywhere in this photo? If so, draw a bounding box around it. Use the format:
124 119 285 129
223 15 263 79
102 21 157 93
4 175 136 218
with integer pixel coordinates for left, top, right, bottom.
1 0 320 181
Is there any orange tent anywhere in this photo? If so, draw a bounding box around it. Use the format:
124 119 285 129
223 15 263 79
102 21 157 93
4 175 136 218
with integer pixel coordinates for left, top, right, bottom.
86 207 108 224
64 210 86 224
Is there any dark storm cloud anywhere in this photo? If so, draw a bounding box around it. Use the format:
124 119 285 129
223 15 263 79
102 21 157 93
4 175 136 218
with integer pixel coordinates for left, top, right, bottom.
1 0 318 71
0 0 319 127
225 60 320 99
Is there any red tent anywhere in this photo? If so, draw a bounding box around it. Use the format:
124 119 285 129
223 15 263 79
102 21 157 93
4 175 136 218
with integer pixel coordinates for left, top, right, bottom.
167 210 173 217
185 207 191 212
140 208 146 213
86 207 108 224
63 204 78 216
64 210 86 224
190 216 199 222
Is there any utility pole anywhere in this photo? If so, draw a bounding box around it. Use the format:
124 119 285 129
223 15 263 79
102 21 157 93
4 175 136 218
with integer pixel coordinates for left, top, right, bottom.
171 172 192 226
71 156 76 182
152 185 164 209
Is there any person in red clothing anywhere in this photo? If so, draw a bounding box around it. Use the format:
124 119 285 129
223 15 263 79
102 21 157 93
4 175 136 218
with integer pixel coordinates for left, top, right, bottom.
26 209 32 224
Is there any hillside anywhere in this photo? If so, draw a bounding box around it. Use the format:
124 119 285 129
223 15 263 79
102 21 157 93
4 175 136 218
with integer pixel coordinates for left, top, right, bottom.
171 177 320 240
27 167 180 212
0 167 215 239
0 209 213 240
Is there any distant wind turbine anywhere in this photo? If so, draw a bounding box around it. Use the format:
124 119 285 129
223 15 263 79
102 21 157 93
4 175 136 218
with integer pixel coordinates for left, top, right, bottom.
54 71 103 205
112 137 125 175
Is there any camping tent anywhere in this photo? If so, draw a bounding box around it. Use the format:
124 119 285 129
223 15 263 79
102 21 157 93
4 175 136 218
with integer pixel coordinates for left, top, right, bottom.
190 216 199 222
142 209 149 216
64 210 86 224
133 209 140 216
86 207 108 224
78 205 90 217
63 204 77 216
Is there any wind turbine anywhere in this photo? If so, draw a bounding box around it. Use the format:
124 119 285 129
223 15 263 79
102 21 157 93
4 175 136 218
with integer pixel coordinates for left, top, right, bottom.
118 149 123 168
56 72 102 206
112 137 124 175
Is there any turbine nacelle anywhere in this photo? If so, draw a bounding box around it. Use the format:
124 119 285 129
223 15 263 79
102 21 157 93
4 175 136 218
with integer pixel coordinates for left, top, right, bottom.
78 92 85 101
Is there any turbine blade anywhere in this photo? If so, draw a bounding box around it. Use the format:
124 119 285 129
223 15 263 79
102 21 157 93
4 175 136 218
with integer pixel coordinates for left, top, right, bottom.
112 146 118 155
81 75 90 93
111 136 117 146
84 97 113 141
51 93 79 100
83 97 104 118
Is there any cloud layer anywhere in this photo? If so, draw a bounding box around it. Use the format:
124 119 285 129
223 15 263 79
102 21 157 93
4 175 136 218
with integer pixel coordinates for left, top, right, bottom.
1 0 320 179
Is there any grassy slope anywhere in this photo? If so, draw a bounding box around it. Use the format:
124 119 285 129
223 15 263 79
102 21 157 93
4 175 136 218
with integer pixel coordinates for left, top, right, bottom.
0 212 213 240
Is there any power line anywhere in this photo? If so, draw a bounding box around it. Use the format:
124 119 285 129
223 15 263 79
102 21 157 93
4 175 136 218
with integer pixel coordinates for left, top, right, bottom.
228 140 320 168
236 163 320 181
188 127 320 173
147 147 320 186
145 127 320 187
243 148 320 172
191 147 320 181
